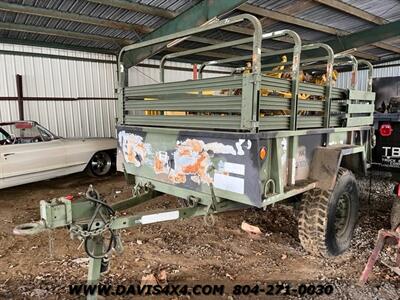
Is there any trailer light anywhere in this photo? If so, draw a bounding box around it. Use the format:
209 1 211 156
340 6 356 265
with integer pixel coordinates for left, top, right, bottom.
394 183 400 198
259 146 267 160
379 123 393 137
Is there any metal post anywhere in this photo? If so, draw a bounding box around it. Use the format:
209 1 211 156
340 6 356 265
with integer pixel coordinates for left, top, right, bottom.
281 31 301 186
153 14 263 131
301 43 335 128
193 64 198 80
334 54 358 90
16 74 24 120
117 64 126 124
358 59 373 92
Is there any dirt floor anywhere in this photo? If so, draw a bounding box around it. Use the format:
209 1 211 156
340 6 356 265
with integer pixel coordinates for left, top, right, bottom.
0 171 399 299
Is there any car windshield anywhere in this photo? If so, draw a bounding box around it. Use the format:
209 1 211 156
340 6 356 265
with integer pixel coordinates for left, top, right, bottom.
0 121 58 146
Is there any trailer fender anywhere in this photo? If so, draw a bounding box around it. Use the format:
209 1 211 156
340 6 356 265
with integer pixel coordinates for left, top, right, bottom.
309 145 366 190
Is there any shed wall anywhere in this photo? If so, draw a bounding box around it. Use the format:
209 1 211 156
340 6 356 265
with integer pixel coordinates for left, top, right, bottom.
0 43 117 138
337 60 400 91
0 44 226 138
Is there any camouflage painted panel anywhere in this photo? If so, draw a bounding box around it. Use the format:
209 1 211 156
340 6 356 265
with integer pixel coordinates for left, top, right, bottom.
117 126 262 206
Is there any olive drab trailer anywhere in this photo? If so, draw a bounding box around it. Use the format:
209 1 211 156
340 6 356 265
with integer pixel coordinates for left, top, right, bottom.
15 14 376 299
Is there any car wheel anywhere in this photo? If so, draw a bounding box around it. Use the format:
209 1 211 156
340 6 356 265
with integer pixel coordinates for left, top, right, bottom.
86 151 114 177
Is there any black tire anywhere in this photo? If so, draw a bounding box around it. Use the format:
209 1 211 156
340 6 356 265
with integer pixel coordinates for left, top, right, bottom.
391 199 400 230
298 168 359 257
86 151 115 177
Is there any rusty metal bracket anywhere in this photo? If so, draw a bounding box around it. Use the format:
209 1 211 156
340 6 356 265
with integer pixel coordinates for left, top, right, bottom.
360 227 400 284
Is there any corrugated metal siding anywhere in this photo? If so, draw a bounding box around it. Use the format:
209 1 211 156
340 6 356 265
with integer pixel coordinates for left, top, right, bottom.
0 43 117 138
337 60 400 91
128 59 229 86
1 45 230 138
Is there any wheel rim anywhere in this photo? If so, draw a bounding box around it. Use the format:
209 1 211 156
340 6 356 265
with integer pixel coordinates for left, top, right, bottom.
335 192 351 238
91 152 112 176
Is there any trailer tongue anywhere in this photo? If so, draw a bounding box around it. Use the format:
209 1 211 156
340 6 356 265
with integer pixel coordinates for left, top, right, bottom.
14 14 376 299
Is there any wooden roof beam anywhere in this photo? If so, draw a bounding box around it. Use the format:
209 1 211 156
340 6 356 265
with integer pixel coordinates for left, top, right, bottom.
86 0 178 19
239 3 345 36
0 22 133 46
312 0 388 25
239 3 400 57
372 42 400 54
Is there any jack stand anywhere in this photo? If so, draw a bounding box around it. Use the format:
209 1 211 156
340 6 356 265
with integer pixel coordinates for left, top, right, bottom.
359 227 400 284
87 237 104 300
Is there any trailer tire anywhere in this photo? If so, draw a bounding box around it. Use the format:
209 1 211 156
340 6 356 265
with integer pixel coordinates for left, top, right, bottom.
391 199 400 230
298 168 359 257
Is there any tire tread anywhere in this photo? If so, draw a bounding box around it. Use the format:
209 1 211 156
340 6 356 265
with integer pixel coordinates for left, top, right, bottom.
298 168 352 257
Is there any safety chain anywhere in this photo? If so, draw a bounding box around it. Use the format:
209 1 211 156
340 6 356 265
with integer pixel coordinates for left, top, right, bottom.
70 182 154 239
69 215 117 239
203 166 217 227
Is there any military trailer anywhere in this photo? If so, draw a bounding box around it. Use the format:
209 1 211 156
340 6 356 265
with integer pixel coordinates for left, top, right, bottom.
15 14 376 295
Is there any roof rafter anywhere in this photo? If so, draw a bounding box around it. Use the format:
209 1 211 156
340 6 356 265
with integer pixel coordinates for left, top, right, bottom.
239 3 345 36
239 3 400 56
312 0 388 25
257 0 317 28
0 2 152 33
0 22 133 46
122 0 248 68
313 0 400 54
86 0 178 19
328 20 400 52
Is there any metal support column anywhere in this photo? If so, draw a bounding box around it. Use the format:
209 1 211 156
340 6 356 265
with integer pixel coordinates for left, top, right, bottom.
16 74 24 120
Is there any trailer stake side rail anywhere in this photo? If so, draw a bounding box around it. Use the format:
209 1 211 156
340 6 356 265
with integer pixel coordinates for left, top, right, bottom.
15 14 376 300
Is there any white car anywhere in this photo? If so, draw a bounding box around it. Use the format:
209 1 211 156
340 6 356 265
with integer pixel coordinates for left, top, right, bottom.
0 121 116 189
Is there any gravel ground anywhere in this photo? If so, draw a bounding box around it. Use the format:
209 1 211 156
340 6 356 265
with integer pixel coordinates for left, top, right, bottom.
0 171 399 299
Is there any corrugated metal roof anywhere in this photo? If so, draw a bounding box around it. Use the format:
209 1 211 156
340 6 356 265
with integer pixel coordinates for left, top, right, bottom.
362 47 393 57
342 0 400 21
0 0 199 52
1 0 400 62
240 0 400 62
295 5 373 33
247 0 297 10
